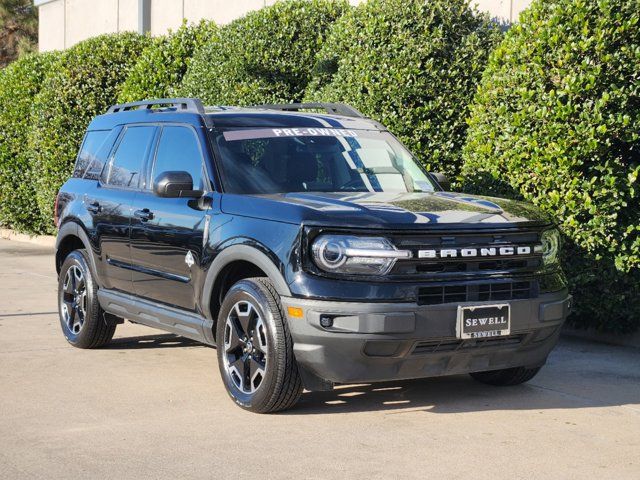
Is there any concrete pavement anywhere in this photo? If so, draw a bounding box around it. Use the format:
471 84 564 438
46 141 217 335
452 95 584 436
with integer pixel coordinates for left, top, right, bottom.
0 238 639 479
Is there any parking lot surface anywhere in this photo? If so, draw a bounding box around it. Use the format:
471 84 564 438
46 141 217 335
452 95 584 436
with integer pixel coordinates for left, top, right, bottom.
0 238 639 479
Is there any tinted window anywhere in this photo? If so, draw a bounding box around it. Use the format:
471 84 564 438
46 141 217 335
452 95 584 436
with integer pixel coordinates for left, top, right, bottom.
103 126 156 188
73 130 109 179
152 126 205 190
214 129 436 194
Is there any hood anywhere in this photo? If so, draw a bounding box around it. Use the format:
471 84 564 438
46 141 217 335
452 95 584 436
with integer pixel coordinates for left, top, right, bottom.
220 191 552 230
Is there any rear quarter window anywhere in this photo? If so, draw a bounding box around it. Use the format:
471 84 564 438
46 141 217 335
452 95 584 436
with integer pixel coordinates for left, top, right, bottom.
73 129 120 180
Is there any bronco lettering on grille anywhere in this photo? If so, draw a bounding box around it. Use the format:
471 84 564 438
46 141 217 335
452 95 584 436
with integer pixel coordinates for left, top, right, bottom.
418 246 532 259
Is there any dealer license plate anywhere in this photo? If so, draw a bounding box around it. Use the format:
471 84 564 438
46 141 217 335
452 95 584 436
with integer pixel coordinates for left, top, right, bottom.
457 304 510 339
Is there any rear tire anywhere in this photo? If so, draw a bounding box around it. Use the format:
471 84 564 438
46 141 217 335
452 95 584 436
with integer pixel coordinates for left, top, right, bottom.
57 249 117 348
216 277 302 413
470 366 542 386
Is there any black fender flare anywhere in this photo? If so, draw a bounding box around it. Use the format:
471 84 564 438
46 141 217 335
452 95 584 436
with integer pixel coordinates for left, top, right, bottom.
55 222 102 287
201 244 291 323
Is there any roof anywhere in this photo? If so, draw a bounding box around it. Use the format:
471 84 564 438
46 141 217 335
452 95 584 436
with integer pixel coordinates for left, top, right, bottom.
205 109 384 130
88 99 385 131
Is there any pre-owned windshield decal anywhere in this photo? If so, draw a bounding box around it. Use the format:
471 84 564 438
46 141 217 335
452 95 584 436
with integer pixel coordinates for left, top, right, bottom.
223 128 359 141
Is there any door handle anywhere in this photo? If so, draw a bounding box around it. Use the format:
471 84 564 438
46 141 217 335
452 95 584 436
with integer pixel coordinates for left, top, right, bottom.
87 201 102 214
134 208 154 221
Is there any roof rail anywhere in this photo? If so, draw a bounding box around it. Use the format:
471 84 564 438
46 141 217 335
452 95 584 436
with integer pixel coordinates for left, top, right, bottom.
106 98 206 115
253 102 365 118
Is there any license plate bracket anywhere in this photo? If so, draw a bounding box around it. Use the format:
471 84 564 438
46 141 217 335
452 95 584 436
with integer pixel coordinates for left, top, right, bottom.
456 304 510 339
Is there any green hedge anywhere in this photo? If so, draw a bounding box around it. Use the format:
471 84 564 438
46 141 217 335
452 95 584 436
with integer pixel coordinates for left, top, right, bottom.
118 20 217 103
304 0 502 179
27 33 150 233
0 51 60 233
0 0 636 335
179 0 348 105
461 0 640 333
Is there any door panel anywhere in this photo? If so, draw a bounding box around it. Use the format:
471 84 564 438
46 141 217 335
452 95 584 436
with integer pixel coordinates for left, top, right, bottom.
90 125 158 292
130 192 207 310
129 125 210 311
87 187 137 292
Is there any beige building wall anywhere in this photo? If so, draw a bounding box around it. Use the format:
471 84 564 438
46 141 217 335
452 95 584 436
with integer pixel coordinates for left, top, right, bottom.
37 0 65 51
36 0 533 52
64 0 119 47
473 0 529 22
36 0 153 51
149 0 184 35
118 0 140 33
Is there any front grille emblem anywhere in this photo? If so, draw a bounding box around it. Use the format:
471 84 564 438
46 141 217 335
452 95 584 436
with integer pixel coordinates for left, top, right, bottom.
417 246 533 259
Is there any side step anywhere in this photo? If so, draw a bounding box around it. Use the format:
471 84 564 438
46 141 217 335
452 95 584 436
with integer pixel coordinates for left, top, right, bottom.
97 289 214 346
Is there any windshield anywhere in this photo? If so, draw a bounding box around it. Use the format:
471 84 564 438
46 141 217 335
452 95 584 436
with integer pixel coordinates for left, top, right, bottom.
213 128 437 194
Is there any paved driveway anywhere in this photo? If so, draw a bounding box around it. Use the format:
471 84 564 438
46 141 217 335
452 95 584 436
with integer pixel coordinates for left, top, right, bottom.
0 238 638 479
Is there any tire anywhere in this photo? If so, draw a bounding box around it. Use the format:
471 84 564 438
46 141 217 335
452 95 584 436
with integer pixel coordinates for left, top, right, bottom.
216 277 302 413
57 249 117 349
470 366 542 386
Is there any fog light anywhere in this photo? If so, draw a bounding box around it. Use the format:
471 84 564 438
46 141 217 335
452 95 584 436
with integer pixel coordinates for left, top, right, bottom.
320 316 334 328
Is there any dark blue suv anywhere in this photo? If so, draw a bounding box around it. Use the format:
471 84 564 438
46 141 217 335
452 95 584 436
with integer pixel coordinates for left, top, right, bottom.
55 98 572 413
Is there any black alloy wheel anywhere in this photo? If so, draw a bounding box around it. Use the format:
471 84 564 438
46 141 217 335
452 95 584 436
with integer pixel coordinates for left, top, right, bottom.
60 264 87 335
57 249 117 348
222 299 269 394
216 278 302 413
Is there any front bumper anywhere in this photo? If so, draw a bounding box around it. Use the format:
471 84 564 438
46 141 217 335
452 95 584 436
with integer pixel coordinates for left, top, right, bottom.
281 290 572 385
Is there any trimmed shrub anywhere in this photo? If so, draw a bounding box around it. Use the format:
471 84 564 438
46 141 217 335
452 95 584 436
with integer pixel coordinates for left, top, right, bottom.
179 0 349 105
304 0 502 179
118 20 217 103
0 51 60 233
28 33 150 233
461 0 640 333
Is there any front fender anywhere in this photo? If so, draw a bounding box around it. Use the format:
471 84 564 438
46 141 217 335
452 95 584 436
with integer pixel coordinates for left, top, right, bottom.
201 244 292 322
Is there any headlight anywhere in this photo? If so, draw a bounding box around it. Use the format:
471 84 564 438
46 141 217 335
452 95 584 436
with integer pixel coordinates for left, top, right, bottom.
311 235 412 275
539 229 560 265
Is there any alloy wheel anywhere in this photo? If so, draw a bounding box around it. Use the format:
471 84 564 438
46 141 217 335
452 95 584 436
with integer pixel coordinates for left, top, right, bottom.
60 265 87 335
223 301 269 394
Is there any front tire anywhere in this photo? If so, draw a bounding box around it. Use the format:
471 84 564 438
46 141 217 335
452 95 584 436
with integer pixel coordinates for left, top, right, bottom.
216 278 302 413
470 366 542 386
57 249 116 348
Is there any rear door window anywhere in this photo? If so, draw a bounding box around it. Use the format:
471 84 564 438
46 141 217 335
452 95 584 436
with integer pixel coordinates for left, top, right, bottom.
151 126 206 190
102 126 157 189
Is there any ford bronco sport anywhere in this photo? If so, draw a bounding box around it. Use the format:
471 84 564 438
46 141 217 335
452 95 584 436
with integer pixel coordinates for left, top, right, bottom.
55 98 572 413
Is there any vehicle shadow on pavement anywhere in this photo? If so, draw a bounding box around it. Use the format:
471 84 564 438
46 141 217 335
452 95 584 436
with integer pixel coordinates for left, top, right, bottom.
104 333 206 350
286 373 639 415
0 311 58 317
284 339 640 415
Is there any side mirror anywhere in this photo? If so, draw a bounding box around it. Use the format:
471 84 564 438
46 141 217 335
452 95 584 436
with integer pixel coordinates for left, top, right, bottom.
154 171 203 198
430 172 451 191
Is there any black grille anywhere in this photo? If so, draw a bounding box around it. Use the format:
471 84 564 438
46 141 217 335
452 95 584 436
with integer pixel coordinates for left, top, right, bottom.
478 281 533 301
390 229 543 279
409 258 539 275
418 285 469 305
412 334 526 355
417 281 537 305
387 229 543 306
